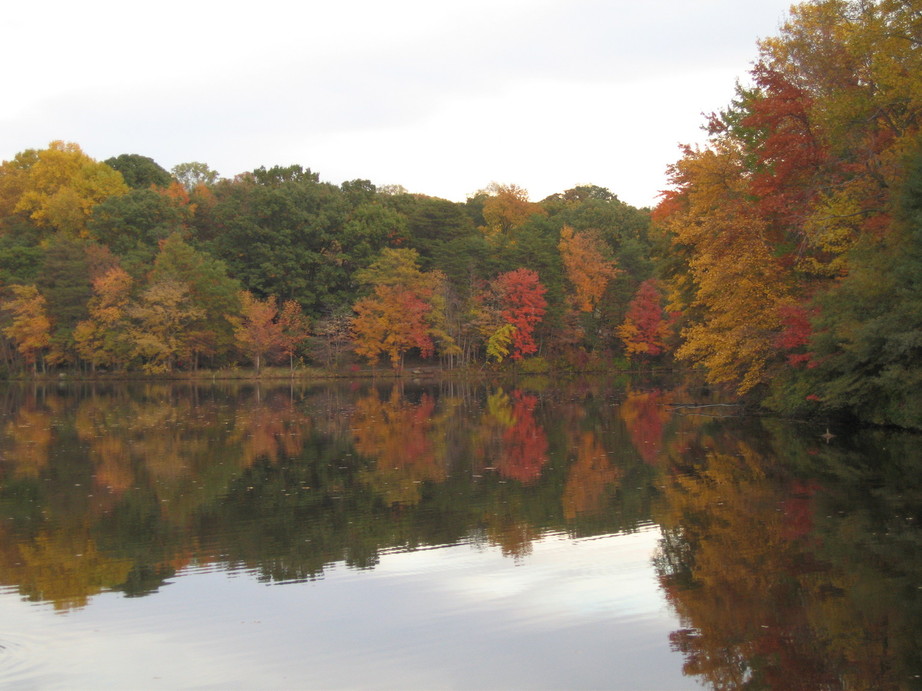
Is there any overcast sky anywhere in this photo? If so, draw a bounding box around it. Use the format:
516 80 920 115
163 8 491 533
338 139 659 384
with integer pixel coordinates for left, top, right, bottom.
2 0 794 209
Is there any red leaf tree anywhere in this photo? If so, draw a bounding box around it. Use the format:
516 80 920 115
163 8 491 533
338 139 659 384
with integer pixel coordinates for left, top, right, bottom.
616 279 671 359
478 268 548 361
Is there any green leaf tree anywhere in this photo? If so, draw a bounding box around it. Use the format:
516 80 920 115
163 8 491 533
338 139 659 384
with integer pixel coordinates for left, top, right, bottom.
148 234 241 368
104 154 171 189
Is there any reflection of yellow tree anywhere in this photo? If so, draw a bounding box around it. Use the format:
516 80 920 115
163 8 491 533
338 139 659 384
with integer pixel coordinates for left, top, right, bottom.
562 431 621 520
90 435 134 494
74 395 201 485
803 538 908 691
484 508 539 561
12 528 133 611
1 406 52 478
654 441 901 690
353 387 445 506
74 390 255 526
128 402 197 483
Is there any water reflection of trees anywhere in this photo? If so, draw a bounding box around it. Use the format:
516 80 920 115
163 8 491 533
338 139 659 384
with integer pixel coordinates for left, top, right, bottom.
5 378 921 691
0 382 922 689
353 387 445 506
4 381 921 689
0 380 655 609
654 423 922 690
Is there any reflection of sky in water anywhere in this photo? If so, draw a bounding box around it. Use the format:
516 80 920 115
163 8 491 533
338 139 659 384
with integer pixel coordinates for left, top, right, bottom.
0 527 694 689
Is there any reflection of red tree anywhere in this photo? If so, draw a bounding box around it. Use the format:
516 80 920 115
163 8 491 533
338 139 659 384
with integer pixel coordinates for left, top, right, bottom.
620 389 671 465
496 392 548 484
781 480 819 540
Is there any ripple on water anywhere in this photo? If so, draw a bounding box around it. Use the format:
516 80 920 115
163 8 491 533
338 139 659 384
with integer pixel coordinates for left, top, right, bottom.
0 632 51 688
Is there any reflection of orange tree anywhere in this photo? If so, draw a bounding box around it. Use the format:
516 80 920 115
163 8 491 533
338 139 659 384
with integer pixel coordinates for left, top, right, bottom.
75 395 134 497
229 389 312 467
0 404 52 478
562 431 621 520
133 403 211 485
353 387 445 506
655 443 840 690
73 389 265 527
73 392 212 526
618 388 672 466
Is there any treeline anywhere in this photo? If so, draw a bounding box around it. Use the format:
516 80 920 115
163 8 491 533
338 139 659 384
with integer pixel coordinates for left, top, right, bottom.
3 0 922 430
656 0 922 429
0 145 657 376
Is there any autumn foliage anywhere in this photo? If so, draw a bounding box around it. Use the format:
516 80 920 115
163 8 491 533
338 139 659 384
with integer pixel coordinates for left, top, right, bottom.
617 279 670 359
0 140 650 376
477 268 548 361
654 0 922 425
1 284 51 373
558 225 619 313
351 248 452 370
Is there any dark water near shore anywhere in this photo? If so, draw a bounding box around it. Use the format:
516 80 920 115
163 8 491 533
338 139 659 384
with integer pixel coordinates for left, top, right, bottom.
0 378 919 689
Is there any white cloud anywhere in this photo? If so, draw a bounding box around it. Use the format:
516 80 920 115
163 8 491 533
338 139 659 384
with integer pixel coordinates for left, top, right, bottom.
0 527 685 689
2 0 792 208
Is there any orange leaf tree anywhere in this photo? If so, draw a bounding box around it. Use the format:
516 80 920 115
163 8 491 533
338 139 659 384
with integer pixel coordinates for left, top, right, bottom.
558 225 620 313
351 248 453 370
73 266 133 371
277 299 310 371
1 284 51 373
659 144 794 393
353 285 434 370
235 292 283 374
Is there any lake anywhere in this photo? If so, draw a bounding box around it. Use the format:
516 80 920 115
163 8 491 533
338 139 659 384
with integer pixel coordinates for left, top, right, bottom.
0 377 919 689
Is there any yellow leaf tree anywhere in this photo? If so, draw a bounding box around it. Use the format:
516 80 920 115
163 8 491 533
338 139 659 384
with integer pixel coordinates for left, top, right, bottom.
126 279 205 373
660 144 794 393
478 182 546 242
0 141 128 236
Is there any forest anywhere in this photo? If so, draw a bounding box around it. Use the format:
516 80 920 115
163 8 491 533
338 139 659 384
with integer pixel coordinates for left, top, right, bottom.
1 0 921 430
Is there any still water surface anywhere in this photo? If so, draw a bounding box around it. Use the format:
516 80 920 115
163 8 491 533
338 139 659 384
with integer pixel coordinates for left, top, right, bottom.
0 378 919 689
